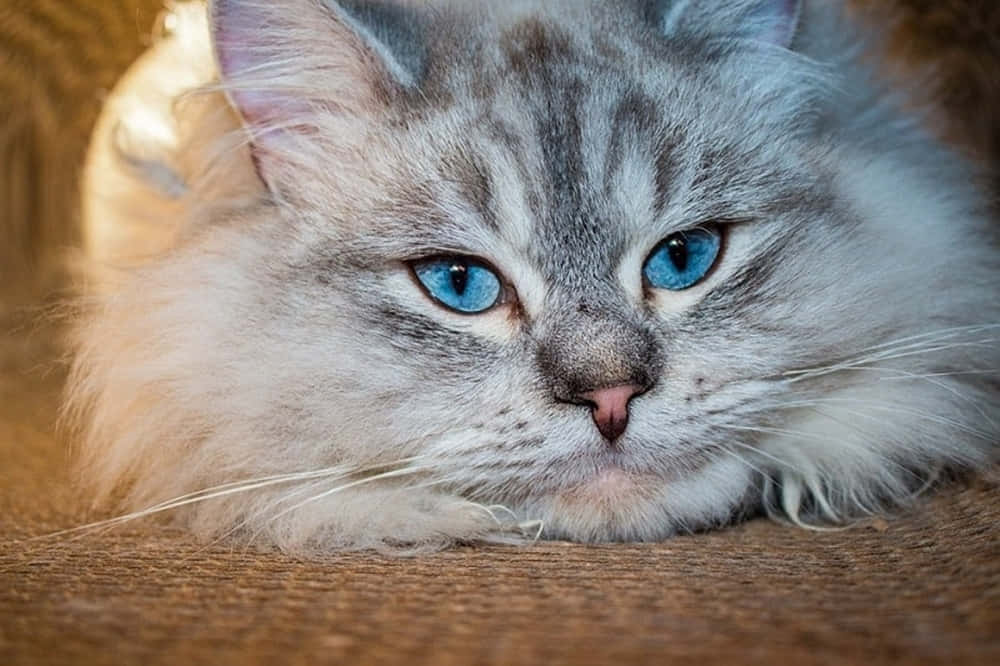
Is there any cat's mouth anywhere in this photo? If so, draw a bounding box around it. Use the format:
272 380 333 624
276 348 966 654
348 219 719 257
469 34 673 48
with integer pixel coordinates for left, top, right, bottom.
520 442 722 509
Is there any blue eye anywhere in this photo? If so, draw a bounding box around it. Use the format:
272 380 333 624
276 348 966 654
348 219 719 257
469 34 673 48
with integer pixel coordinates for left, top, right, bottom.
643 227 722 291
412 257 503 314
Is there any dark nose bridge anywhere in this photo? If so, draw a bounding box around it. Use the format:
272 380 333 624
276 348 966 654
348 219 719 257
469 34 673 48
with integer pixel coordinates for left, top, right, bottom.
535 304 657 402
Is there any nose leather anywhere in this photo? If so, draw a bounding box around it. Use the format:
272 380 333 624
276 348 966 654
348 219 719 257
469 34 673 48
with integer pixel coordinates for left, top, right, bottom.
578 384 643 442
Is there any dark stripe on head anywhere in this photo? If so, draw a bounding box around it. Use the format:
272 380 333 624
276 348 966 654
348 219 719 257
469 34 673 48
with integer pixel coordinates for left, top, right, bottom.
501 18 573 77
537 77 586 221
502 23 586 217
652 126 685 215
441 149 499 231
501 21 601 265
604 90 682 215
484 114 547 220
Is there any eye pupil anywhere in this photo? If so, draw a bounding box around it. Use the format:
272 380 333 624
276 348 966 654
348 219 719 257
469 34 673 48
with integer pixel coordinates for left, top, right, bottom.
668 236 688 271
450 263 468 295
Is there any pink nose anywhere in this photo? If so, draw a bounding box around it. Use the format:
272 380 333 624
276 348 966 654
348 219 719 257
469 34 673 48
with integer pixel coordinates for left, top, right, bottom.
578 384 643 442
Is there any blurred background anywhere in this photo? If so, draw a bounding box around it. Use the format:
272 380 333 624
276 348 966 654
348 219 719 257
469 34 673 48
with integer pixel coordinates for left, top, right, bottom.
0 0 997 306
0 0 165 305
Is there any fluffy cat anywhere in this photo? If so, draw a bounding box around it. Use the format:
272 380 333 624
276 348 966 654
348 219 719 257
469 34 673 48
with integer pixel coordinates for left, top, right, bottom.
68 0 1000 552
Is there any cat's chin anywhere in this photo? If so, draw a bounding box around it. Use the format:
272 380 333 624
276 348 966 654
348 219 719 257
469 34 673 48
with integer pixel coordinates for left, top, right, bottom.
512 456 756 542
559 467 654 505
526 478 680 542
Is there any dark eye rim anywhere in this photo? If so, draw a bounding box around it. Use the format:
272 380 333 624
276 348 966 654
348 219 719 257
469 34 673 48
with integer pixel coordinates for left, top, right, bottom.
407 254 515 316
641 222 727 292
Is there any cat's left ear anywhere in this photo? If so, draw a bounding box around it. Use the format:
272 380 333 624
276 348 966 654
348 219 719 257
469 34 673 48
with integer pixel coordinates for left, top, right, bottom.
656 0 802 49
208 0 426 191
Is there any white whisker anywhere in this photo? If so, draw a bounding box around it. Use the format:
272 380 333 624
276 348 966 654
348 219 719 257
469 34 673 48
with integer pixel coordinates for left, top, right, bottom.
783 338 998 383
259 465 435 530
765 398 994 441
722 435 798 470
19 457 431 544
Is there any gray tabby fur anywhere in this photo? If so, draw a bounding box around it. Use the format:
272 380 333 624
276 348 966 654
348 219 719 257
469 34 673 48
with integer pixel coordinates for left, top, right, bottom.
68 0 1000 551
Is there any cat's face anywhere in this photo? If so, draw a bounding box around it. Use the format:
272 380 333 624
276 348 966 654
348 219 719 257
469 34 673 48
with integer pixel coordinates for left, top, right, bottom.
188 0 994 540
72 0 998 549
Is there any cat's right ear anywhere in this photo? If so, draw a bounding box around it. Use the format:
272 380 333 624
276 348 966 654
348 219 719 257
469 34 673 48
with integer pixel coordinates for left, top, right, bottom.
209 0 425 191
654 0 802 49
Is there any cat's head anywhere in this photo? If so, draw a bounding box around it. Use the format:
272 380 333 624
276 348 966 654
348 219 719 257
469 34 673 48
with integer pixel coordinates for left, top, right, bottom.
72 0 999 548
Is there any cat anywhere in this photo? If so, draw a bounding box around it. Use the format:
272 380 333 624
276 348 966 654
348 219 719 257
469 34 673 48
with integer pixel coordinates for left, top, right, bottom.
68 0 1000 553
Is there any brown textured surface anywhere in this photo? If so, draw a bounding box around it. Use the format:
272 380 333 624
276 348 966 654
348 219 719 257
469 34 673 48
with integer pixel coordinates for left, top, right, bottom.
2 1 999 664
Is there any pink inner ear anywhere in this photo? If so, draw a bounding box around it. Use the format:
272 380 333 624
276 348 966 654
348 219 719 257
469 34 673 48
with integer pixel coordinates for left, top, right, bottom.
210 0 390 134
208 0 398 191
211 0 263 82
211 1 310 130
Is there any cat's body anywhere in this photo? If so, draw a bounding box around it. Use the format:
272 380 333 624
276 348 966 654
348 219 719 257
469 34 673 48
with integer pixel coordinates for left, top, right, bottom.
71 0 999 552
